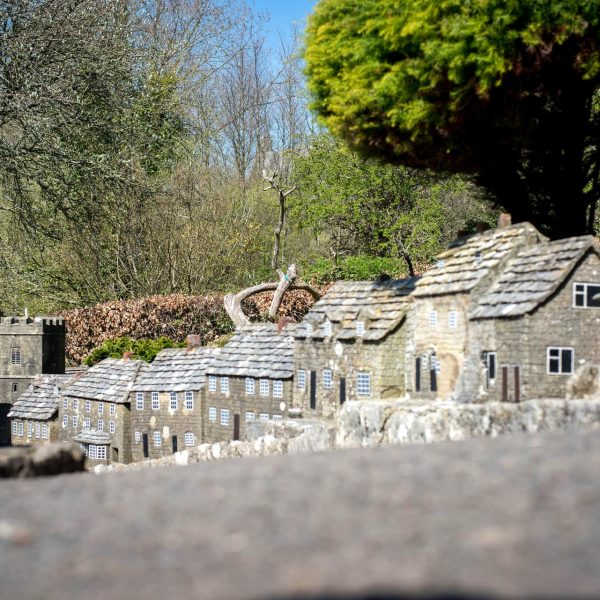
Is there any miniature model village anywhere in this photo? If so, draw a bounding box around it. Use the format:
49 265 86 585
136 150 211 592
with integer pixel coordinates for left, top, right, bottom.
1 218 599 466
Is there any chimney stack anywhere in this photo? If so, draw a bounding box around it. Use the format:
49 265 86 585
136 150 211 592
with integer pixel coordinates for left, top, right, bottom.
498 213 512 228
187 334 202 350
277 317 292 332
122 351 134 360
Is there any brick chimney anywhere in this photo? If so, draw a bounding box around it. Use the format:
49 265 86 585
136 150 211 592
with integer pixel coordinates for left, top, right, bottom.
498 213 512 228
122 351 134 360
277 317 293 332
186 334 202 350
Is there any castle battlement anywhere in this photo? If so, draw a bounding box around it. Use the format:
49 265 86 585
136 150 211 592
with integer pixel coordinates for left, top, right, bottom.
0 316 65 333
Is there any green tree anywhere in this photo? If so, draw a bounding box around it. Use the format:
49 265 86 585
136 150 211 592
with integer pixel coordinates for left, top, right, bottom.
304 0 600 238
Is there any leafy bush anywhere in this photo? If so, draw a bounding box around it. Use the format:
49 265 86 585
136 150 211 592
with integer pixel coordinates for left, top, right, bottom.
301 256 409 286
84 337 185 366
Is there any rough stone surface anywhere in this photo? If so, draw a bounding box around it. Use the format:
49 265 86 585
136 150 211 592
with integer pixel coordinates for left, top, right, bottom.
567 363 600 399
3 430 600 598
0 442 85 478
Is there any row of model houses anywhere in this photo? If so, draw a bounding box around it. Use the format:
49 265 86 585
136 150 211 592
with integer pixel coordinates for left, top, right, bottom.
6 220 600 465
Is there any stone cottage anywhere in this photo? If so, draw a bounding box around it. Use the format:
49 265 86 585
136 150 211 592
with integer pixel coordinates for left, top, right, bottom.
294 277 416 418
129 341 219 461
408 222 546 400
59 358 144 466
8 373 74 446
203 324 295 443
0 316 65 446
464 235 600 402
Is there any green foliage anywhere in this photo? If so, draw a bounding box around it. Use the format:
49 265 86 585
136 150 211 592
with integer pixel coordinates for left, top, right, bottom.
84 336 185 366
301 255 409 285
305 0 600 237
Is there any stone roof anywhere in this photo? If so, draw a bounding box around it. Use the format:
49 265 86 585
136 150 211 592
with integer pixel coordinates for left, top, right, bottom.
131 347 220 392
414 223 546 297
72 429 112 445
470 236 600 319
206 324 295 379
61 358 144 404
295 278 416 342
7 374 74 421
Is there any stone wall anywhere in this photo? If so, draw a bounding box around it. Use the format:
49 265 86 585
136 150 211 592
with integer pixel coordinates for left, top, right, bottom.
10 417 59 446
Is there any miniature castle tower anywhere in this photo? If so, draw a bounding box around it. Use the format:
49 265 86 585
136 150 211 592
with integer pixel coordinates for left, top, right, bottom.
0 316 65 445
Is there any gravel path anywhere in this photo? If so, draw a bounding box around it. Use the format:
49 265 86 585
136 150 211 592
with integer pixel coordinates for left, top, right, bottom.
2 429 600 599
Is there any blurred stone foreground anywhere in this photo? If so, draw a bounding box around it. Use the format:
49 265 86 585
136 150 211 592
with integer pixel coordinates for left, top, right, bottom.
2 427 600 599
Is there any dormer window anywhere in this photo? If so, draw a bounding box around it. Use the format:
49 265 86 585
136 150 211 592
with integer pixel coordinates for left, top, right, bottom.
323 320 332 337
474 251 483 263
356 321 365 337
305 323 313 337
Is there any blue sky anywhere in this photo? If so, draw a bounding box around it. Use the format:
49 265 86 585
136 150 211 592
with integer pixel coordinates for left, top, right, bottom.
250 0 317 44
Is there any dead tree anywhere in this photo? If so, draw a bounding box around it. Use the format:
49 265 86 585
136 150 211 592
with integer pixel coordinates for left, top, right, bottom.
223 170 321 327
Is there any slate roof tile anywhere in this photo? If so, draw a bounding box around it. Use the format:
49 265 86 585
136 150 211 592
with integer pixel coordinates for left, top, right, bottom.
7 373 76 420
72 429 112 445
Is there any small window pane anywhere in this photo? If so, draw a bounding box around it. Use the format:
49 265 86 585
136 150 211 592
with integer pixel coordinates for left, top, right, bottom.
245 378 255 395
357 373 371 396
220 378 229 394
587 285 600 307
323 370 333 389
273 380 283 398
245 411 255 422
259 413 269 421
135 431 141 442
208 407 217 421
184 432 195 447
208 376 217 392
170 392 177 410
220 409 230 426
260 379 269 396
153 431 161 447
136 393 144 410
297 370 306 389
152 392 159 410
185 391 194 409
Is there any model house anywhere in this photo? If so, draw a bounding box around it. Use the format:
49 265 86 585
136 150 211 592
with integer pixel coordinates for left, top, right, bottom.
203 323 295 443
129 340 219 461
293 277 416 418
465 235 600 402
59 358 144 465
408 221 546 400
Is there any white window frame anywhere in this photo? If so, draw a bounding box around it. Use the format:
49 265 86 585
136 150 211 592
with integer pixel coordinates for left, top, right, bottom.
305 322 313 337
62 414 68 428
184 432 195 447
185 391 194 409
42 423 48 439
297 369 306 390
151 391 160 410
109 403 116 417
136 392 144 410
11 421 17 436
11 347 21 365
84 417 91 429
220 377 229 394
273 380 283 398
96 445 107 460
245 377 255 395
272 414 283 421
98 419 104 432
356 372 371 396
18 421 23 436
134 431 141 442
153 430 162 447
208 407 217 421
324 320 332 337
323 369 333 390
259 379 269 396
35 422 40 438
259 413 269 422
72 415 78 428
109 421 116 434
220 409 230 426
98 402 103 416
448 311 458 329
85 400 91 413
245 411 255 422
356 321 365 337
547 347 575 375
28 422 33 437
208 375 217 392
573 282 600 308
429 311 438 327
73 399 79 411
88 444 97 459
63 398 68 410
169 392 177 410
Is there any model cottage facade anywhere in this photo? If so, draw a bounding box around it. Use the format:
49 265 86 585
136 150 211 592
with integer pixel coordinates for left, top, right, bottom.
59 358 144 465
408 222 546 400
0 316 65 445
294 278 416 418
203 324 295 443
130 343 219 461
465 236 600 402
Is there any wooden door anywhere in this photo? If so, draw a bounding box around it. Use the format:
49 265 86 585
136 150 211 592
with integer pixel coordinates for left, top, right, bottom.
233 413 240 441
514 366 521 403
172 435 178 453
415 358 421 392
142 433 149 458
339 377 346 405
310 370 317 410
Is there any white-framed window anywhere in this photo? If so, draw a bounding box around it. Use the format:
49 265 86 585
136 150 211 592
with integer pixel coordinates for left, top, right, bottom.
109 421 116 434
273 380 283 398
98 402 104 416
11 347 21 365
84 417 91 429
62 414 68 428
220 377 229 394
73 399 79 411
573 282 600 308
272 414 283 421
431 355 441 374
208 375 217 392
151 391 159 410
18 421 23 436
324 320 332 337
153 430 161 447
96 445 107 460
11 421 17 436
260 379 269 396
72 415 78 428
245 378 255 395
170 392 177 410
85 400 91 413
28 422 33 437
109 403 116 417
184 432 195 447
356 321 365 337
305 322 313 337
42 423 48 439
448 311 458 329
185 391 194 409
547 347 574 375
63 398 68 410
259 413 269 422
429 311 438 327
220 409 230 426
88 445 97 459
136 392 144 410
474 250 483 263
208 407 217 421
35 422 40 438
245 411 255 422
323 369 333 390
134 431 141 442
297 370 306 389
97 419 104 431
357 372 371 396
482 351 497 388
